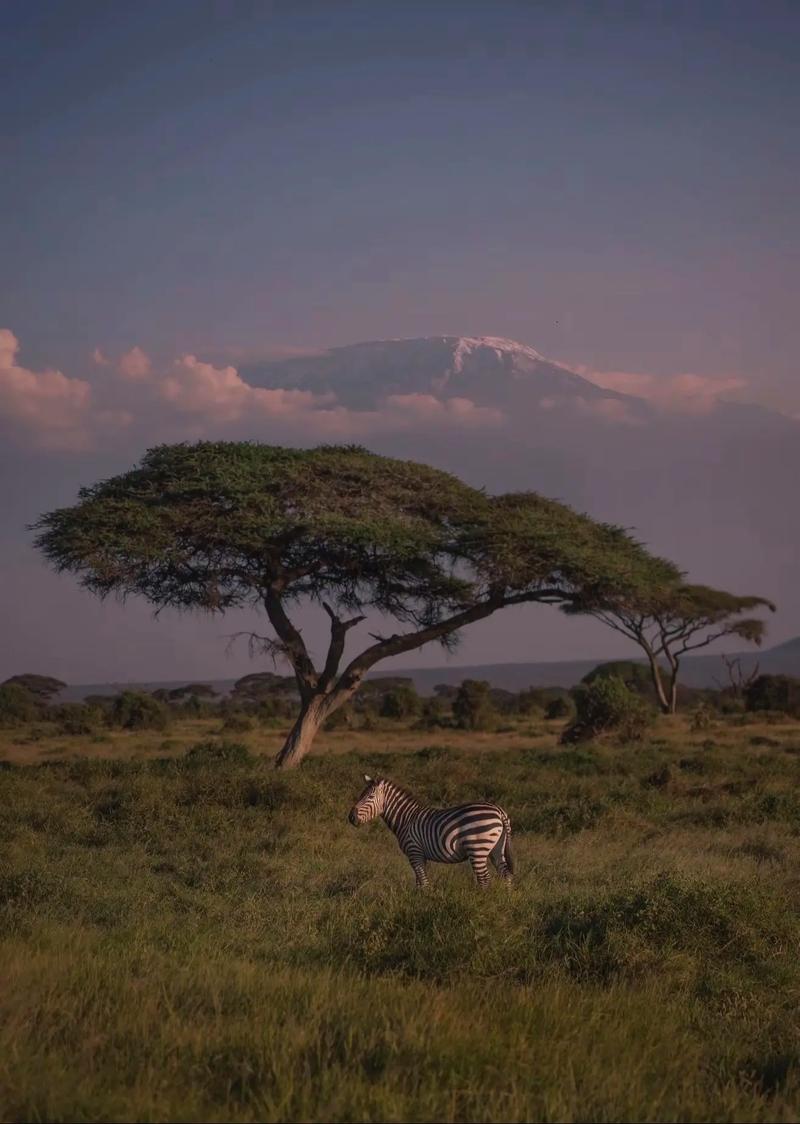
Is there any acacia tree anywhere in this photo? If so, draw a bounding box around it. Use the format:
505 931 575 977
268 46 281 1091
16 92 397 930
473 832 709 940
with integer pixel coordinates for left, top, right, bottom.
34 442 678 767
2 673 66 702
569 583 775 714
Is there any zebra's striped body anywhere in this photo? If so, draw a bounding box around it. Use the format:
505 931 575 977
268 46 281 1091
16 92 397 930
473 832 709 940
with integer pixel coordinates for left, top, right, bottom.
348 775 513 887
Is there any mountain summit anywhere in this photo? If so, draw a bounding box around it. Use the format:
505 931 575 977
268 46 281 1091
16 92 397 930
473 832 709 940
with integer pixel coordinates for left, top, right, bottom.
242 334 635 413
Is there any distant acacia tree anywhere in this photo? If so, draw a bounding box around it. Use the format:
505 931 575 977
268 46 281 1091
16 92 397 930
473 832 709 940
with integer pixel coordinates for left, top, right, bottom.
569 584 775 714
34 441 678 768
453 679 495 730
168 683 218 701
2 673 66 703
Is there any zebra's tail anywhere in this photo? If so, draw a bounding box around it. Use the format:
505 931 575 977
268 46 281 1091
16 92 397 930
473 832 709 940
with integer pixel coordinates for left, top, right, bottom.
502 812 514 875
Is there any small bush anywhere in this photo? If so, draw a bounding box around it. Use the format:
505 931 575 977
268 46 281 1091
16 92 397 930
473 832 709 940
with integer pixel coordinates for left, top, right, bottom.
690 703 715 732
416 697 448 729
220 713 254 734
53 702 104 736
546 696 574 720
379 685 421 720
453 680 496 730
0 684 39 727
109 691 169 731
562 676 654 744
183 740 252 767
745 675 800 718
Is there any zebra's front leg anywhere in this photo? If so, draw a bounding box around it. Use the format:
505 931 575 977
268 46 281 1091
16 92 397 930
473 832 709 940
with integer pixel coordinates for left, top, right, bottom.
469 855 491 889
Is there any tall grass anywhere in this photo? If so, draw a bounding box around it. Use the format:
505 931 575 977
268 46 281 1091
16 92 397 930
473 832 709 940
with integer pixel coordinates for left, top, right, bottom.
1 722 800 1121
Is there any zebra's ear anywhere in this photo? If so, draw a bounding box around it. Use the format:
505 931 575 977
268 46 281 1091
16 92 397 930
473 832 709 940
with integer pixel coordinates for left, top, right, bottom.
363 773 372 783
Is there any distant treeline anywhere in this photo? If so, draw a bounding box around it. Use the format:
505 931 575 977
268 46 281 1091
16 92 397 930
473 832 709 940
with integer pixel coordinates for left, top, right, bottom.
2 665 800 743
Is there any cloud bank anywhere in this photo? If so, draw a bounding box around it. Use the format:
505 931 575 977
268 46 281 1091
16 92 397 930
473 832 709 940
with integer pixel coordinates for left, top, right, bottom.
0 329 129 451
576 365 746 414
0 328 758 455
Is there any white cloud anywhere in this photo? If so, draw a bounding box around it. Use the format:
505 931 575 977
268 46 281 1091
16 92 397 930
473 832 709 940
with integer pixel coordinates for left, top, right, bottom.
160 354 325 422
382 393 504 427
0 329 98 451
117 346 152 380
539 392 642 426
575 365 746 414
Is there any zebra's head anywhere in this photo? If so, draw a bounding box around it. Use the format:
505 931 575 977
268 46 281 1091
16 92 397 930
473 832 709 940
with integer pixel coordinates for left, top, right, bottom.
348 774 386 825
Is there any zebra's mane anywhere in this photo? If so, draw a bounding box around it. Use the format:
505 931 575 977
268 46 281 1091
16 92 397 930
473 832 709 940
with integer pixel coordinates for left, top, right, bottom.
379 777 428 809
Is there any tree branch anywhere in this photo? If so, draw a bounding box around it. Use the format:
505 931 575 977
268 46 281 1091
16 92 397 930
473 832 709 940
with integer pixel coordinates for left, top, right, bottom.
263 588 319 699
225 630 288 665
338 588 567 688
319 602 366 690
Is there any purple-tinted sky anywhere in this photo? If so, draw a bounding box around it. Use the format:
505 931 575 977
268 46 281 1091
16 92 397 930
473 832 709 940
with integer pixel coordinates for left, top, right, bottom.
1 1 798 683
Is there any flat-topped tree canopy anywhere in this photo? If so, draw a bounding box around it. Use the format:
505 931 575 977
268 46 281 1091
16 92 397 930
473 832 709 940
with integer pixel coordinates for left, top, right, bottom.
34 441 680 767
566 580 776 714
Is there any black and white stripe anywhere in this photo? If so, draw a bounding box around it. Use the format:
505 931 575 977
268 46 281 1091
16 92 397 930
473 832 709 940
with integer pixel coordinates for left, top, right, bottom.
348 774 514 887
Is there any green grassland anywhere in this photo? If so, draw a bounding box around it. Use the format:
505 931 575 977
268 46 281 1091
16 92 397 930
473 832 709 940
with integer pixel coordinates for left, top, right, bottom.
2 715 800 1122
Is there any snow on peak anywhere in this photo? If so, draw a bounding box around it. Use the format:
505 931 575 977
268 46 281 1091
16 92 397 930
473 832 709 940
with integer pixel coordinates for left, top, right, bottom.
449 335 546 362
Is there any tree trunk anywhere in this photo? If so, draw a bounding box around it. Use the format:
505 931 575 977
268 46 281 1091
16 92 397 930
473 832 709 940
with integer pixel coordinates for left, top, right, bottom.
666 657 680 714
273 686 356 769
274 696 328 769
668 679 678 714
645 651 672 715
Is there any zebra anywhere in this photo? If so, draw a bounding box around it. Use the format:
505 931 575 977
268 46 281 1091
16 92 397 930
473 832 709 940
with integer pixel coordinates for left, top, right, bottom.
348 774 514 888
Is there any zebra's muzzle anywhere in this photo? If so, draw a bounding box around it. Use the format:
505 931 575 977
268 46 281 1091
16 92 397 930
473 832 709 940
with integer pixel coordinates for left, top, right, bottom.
348 809 360 826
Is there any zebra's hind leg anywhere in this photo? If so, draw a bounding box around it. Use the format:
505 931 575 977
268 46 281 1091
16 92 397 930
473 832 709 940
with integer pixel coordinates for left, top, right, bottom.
407 850 428 889
490 832 513 881
469 855 491 888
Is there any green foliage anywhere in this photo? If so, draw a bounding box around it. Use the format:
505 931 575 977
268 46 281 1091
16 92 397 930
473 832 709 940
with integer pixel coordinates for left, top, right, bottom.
453 679 496 730
33 442 678 652
355 677 417 715
583 659 654 695
0 684 40 727
232 673 298 704
109 691 169 731
417 697 448 730
253 696 296 722
32 442 684 767
690 703 716 732
379 685 421 720
175 695 216 719
545 695 575 720
3 731 800 1120
564 676 654 743
745 674 800 717
220 713 255 734
2 673 66 701
571 582 775 714
182 739 252 767
53 702 104 736
168 683 218 701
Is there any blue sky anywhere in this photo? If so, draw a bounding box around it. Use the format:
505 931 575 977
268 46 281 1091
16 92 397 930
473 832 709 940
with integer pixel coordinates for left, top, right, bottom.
1 1 798 681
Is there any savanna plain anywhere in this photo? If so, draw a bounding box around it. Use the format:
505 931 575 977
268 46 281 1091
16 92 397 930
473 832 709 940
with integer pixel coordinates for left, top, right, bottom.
2 713 800 1123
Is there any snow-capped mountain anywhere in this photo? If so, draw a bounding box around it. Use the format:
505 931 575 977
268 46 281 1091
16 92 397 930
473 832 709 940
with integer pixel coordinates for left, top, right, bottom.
241 334 799 643
242 334 647 415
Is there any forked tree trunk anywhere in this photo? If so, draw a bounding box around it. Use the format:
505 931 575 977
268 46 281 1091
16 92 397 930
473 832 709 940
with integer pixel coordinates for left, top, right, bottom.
645 651 672 715
666 657 680 715
274 688 354 769
645 651 680 715
668 677 679 714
